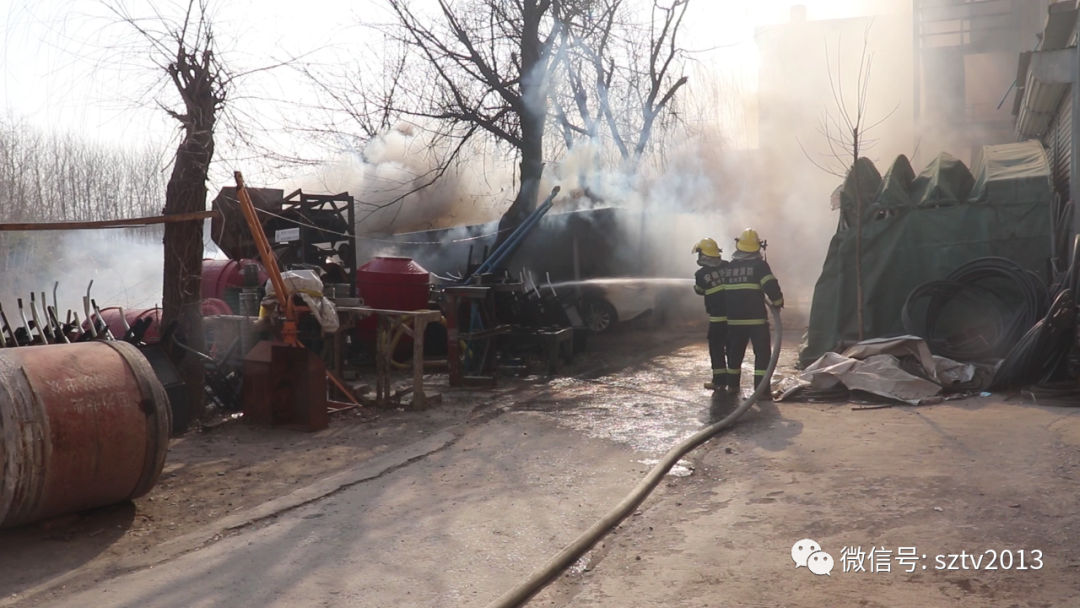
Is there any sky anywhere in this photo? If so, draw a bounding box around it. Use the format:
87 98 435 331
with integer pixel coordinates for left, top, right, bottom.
0 0 902 159
0 0 913 310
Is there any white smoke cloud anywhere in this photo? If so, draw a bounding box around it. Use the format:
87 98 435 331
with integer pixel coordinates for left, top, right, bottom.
0 225 229 334
287 122 516 236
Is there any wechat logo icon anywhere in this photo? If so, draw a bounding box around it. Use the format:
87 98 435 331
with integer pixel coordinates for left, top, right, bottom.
791 539 834 576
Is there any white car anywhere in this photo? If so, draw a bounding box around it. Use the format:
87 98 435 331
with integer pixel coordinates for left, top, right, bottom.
575 283 660 333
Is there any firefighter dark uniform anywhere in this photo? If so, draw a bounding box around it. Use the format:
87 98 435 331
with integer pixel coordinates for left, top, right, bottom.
692 238 727 390
724 229 783 392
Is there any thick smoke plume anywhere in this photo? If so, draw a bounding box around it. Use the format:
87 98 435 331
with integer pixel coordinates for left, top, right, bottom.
288 123 515 236
0 226 227 330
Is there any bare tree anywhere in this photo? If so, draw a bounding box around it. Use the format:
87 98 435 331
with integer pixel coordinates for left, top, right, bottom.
798 23 897 341
551 0 690 173
332 0 567 247
107 0 230 418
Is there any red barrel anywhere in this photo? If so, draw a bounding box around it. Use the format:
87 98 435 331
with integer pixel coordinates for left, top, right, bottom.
0 341 171 528
356 257 431 351
201 259 268 301
200 298 233 317
92 307 163 343
89 299 232 344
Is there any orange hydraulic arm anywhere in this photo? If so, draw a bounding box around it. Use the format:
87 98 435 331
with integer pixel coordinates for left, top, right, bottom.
234 171 299 346
233 171 361 407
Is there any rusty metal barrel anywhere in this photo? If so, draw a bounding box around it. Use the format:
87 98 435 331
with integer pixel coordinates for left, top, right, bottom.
0 341 171 528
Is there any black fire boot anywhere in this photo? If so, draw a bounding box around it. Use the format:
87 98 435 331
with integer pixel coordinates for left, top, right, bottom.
753 376 772 400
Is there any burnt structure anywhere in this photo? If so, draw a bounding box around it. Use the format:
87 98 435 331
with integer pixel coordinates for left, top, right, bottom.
358 207 630 283
211 187 358 295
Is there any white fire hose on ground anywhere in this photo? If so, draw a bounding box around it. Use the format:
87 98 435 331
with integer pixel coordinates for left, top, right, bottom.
484 305 783 608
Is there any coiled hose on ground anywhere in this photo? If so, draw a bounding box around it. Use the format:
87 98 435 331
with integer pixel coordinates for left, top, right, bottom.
901 257 1047 360
483 305 782 608
901 238 1080 391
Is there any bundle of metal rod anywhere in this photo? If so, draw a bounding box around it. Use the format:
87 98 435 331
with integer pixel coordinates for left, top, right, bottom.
1 280 129 347
464 186 560 282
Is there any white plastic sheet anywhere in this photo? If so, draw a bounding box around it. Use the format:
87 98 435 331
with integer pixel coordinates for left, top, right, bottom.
782 336 977 405
261 269 340 334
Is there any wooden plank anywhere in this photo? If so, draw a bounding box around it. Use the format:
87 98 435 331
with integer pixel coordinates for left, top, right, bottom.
0 210 220 231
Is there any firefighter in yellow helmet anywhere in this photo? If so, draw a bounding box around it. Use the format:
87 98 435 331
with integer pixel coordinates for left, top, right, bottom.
692 238 728 391
723 228 784 396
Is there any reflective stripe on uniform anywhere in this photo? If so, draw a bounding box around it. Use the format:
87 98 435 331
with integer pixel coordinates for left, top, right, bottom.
694 285 705 294
760 274 777 285
729 318 767 325
712 369 728 375
771 298 785 307
709 316 728 323
726 368 740 374
705 285 724 295
754 370 767 376
725 283 761 291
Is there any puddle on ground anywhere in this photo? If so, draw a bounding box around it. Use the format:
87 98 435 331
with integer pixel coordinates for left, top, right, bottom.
530 372 718 454
526 343 793 456
638 458 695 477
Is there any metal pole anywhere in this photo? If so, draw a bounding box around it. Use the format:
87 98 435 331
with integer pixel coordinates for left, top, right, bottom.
443 294 461 387
234 172 297 345
412 316 427 409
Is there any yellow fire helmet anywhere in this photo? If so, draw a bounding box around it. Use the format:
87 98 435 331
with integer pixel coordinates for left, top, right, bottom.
692 238 722 258
736 228 762 252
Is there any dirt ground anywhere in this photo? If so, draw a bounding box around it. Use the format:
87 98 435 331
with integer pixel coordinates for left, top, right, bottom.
0 316 699 600
530 346 1080 607
6 300 1080 606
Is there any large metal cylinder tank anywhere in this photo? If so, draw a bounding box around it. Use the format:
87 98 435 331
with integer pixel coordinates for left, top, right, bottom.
0 341 171 528
90 299 231 344
201 258 268 312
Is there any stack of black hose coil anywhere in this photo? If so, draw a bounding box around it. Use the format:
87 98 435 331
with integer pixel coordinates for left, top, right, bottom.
989 232 1080 390
902 229 1080 391
902 257 1048 361
990 289 1075 390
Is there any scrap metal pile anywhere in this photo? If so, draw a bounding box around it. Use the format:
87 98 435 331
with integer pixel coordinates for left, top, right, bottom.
0 280 160 347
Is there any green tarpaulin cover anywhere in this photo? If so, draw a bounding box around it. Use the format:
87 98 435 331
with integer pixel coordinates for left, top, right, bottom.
800 140 1054 367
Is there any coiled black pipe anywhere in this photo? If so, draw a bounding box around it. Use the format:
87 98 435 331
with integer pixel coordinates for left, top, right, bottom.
990 234 1080 389
483 305 783 608
901 279 1007 359
992 282 1076 390
902 257 1045 360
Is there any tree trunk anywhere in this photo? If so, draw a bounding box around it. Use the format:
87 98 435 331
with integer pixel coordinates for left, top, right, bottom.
491 0 548 255
493 111 545 253
162 121 214 420
852 136 864 341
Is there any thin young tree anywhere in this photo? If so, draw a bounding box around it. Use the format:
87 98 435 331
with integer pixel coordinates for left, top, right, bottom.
798 23 898 341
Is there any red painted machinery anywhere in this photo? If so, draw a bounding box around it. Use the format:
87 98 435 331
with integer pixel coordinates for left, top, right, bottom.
201 258 268 312
90 299 233 344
